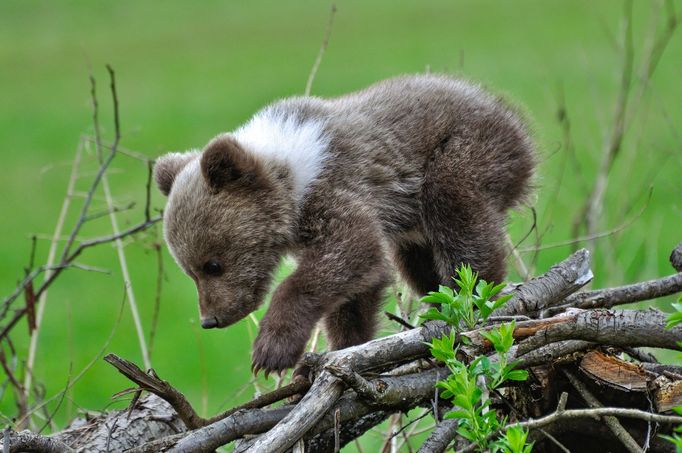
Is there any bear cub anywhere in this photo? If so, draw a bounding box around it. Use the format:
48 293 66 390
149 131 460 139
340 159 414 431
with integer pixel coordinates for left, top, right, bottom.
154 75 535 375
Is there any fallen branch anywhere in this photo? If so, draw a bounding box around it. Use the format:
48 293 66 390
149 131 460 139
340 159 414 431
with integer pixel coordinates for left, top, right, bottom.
563 369 642 453
494 249 593 316
104 353 311 429
545 271 682 316
1 430 75 453
456 394 682 453
6 240 682 452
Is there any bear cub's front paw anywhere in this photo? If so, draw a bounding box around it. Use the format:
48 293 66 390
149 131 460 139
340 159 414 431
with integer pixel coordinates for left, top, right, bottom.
251 327 307 377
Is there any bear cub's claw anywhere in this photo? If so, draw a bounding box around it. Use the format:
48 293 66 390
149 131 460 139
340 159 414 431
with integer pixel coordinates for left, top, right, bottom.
251 328 307 377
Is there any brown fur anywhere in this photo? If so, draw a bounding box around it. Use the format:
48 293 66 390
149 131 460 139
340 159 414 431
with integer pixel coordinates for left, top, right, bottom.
154 74 536 374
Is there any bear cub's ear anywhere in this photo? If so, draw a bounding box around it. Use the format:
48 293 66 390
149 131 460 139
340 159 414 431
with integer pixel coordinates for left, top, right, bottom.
154 152 199 196
200 135 264 190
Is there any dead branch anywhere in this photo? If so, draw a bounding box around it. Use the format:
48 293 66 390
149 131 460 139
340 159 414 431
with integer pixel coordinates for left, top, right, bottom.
1 430 75 453
103 353 311 429
544 271 682 316
4 241 682 452
494 248 593 316
455 395 682 453
0 66 160 355
104 354 205 430
417 419 458 453
515 309 682 355
87 245 682 453
168 368 441 453
563 369 642 453
1 395 183 453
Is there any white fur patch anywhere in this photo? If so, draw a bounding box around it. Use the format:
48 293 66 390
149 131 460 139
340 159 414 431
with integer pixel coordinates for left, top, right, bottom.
234 109 329 200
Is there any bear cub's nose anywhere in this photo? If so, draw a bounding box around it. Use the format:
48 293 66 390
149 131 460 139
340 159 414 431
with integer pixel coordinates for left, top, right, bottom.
201 317 219 329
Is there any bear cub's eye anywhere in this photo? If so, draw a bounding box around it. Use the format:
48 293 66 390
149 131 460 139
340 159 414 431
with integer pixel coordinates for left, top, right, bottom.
202 260 223 276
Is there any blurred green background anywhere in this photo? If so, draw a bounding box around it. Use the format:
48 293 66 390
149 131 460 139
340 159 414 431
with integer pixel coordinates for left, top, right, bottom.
1 0 680 449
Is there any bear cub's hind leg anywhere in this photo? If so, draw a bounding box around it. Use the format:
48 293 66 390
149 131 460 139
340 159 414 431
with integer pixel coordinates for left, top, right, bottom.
323 282 387 351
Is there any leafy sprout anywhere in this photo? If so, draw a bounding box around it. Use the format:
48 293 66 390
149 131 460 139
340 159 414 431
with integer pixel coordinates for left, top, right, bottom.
423 264 530 452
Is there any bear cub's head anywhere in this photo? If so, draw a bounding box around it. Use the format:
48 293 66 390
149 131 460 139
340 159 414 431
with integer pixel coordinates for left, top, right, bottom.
154 135 295 329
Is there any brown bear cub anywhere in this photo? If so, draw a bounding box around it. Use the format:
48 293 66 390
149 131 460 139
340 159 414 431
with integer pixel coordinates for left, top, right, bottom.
154 74 535 375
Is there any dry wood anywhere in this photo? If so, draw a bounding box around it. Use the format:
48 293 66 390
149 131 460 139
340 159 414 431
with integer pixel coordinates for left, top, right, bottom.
515 309 682 356
546 272 682 316
654 379 682 413
563 369 642 453
4 243 682 452
104 353 311 429
417 418 458 453
494 249 593 317
1 430 75 453
579 350 653 392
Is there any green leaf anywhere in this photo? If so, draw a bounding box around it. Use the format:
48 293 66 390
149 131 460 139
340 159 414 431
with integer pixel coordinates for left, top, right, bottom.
457 427 477 442
420 293 452 305
438 284 454 298
666 311 682 330
494 293 513 307
505 369 529 381
454 394 473 410
444 409 469 420
489 282 507 297
419 308 448 322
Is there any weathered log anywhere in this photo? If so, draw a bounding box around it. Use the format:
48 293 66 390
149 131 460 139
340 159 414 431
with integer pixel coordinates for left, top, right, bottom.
7 247 682 453
4 394 185 452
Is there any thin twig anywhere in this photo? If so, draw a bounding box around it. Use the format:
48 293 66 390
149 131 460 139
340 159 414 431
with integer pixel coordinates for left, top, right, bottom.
15 292 127 428
563 368 641 453
385 311 415 330
304 4 337 96
522 186 651 253
23 140 83 400
88 68 151 369
148 238 164 361
0 215 161 342
457 407 682 453
583 0 634 249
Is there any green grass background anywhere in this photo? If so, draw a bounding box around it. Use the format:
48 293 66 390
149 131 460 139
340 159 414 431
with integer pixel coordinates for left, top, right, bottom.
1 0 680 449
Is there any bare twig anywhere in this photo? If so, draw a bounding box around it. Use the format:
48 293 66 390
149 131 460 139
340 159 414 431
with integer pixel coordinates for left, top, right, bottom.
16 293 127 429
23 140 83 400
456 405 682 453
0 215 161 343
89 66 151 369
563 369 641 453
304 4 337 96
385 311 415 330
506 234 530 281
0 67 161 348
523 186 651 253
148 238 164 360
583 0 634 248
